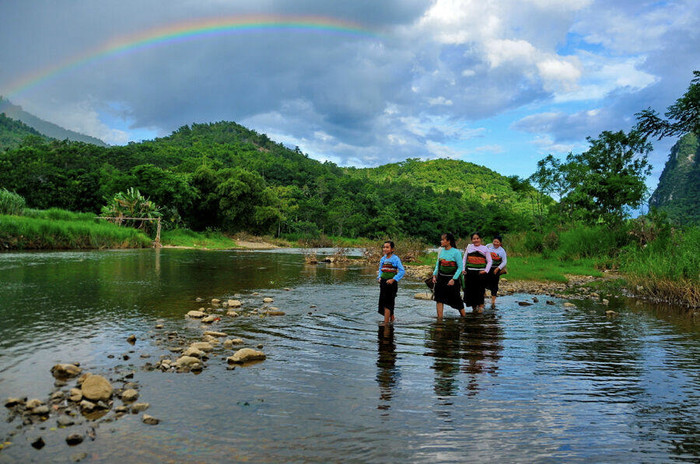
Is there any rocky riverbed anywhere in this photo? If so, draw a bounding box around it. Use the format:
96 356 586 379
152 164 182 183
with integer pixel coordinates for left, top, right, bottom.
1 290 289 457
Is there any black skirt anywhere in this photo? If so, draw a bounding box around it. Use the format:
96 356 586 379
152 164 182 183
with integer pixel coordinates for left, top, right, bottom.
486 268 501 296
378 279 398 315
433 273 465 310
463 269 486 307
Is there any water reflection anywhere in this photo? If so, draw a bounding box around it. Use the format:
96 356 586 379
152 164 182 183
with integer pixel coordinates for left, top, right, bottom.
425 312 503 399
1 250 699 463
376 325 399 412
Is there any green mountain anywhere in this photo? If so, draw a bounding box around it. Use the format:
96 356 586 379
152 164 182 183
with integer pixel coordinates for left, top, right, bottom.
649 132 700 225
0 98 107 146
0 113 51 149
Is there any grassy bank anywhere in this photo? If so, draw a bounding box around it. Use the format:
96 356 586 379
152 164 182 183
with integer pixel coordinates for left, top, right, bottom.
620 226 700 307
160 229 240 249
0 212 152 250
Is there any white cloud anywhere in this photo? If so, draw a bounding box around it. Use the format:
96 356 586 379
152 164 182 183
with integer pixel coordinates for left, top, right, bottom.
427 96 453 106
530 134 576 154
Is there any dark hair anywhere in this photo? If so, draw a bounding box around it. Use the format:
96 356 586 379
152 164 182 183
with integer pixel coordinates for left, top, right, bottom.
493 235 503 242
441 233 457 248
383 240 395 249
471 232 482 240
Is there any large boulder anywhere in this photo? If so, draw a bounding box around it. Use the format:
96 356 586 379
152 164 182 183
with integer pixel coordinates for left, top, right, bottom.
81 375 113 402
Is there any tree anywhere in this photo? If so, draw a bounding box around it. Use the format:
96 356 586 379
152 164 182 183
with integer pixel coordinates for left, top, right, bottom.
636 70 700 139
563 130 652 225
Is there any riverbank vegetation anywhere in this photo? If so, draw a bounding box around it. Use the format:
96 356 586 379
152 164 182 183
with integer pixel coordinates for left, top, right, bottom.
0 213 152 250
0 72 698 306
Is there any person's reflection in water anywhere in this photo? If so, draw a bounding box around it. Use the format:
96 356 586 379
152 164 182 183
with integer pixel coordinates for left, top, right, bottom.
460 311 503 396
425 319 463 422
376 324 399 414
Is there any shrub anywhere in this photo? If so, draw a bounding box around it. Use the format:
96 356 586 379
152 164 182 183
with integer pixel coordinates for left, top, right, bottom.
0 188 26 215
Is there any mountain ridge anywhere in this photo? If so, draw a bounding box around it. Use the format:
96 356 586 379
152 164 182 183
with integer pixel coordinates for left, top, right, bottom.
649 132 699 225
0 98 107 147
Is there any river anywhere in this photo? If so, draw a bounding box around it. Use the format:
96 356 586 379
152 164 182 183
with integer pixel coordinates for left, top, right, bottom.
0 248 698 463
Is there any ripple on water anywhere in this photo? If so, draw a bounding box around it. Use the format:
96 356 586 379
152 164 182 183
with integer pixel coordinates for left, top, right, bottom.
1 250 699 463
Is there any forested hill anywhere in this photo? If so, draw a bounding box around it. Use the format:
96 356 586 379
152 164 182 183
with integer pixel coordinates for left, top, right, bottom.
649 132 700 225
346 158 536 216
0 113 50 149
0 121 538 240
0 98 107 147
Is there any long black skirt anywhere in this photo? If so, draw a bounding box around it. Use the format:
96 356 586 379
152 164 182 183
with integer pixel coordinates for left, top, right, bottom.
378 279 398 315
486 269 501 296
463 269 487 307
433 273 465 311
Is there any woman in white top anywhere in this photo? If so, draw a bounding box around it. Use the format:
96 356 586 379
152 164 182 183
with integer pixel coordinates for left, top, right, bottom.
486 235 507 306
462 232 492 313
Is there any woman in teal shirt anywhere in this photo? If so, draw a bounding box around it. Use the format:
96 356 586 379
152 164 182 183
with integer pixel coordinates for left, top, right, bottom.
431 233 467 318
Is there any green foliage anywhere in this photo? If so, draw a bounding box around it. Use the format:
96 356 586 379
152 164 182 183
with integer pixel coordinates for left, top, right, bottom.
0 121 537 242
636 70 700 139
531 130 652 226
23 207 96 221
0 188 25 215
0 213 151 250
620 226 700 307
101 187 161 233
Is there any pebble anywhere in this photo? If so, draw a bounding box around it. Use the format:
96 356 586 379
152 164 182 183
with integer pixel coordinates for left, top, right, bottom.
57 415 75 427
121 389 139 402
142 414 160 425
66 433 84 446
31 436 45 449
131 402 150 412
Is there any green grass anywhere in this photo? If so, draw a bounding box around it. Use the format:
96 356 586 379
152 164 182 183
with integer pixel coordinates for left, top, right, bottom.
160 229 240 249
0 188 25 215
0 214 152 249
506 255 603 282
620 226 700 307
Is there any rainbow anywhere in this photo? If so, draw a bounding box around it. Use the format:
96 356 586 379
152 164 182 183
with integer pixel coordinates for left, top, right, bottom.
3 15 380 98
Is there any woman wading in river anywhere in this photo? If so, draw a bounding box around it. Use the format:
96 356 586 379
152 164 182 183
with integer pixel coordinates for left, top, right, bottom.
462 232 492 313
431 233 467 318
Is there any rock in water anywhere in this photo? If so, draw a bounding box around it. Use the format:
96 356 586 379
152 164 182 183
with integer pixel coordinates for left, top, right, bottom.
121 389 139 402
81 375 113 402
227 348 266 364
51 363 82 379
66 433 84 446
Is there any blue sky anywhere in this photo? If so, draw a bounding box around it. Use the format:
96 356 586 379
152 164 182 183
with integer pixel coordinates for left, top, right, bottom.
0 0 697 193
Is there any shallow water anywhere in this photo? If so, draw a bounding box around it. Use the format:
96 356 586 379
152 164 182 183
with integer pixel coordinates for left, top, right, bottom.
0 249 699 463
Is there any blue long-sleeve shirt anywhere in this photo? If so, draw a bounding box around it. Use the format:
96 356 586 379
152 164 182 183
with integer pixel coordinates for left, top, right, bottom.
377 254 405 281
